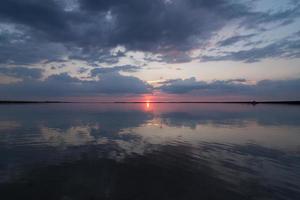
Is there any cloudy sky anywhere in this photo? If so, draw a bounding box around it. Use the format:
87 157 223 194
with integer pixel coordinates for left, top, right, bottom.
0 0 300 101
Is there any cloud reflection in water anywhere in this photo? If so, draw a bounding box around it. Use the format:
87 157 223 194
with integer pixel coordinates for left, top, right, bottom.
0 103 299 199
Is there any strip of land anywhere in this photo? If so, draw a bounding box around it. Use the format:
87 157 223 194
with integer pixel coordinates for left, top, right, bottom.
114 101 300 105
0 101 67 104
0 100 300 105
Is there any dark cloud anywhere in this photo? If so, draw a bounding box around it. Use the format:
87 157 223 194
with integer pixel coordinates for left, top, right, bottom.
78 67 89 74
0 72 152 98
0 0 299 99
0 66 43 79
243 2 300 28
0 0 68 33
225 79 247 83
74 0 268 54
95 72 152 94
68 48 125 65
217 34 256 47
159 77 300 99
158 77 208 94
0 0 298 65
0 28 67 65
90 65 141 76
145 51 194 64
201 38 300 63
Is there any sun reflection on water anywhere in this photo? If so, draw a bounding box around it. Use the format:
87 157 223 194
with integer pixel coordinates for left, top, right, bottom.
146 100 151 110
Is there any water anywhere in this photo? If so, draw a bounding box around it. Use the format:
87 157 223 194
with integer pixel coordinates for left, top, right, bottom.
0 103 299 200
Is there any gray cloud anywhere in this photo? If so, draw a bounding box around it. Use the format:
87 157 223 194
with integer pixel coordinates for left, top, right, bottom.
0 0 298 65
0 28 67 65
78 67 89 74
0 66 43 79
0 0 68 34
0 0 299 99
95 72 152 94
242 2 300 28
0 72 151 98
201 38 300 63
159 77 300 99
90 65 141 76
217 34 256 47
159 77 208 94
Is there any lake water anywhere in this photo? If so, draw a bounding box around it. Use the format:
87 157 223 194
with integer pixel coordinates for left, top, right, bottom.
0 103 299 200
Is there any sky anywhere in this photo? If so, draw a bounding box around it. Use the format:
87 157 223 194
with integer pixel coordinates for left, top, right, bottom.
0 0 300 101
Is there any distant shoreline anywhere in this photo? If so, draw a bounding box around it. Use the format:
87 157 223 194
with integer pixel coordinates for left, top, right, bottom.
1 100 300 105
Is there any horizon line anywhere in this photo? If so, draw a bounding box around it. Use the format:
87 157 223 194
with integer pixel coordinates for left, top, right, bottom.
1 100 300 105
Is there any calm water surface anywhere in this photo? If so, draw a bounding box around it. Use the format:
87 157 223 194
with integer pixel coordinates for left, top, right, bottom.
0 103 299 200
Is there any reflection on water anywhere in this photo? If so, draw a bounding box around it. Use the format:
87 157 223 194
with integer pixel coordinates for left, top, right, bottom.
0 103 300 200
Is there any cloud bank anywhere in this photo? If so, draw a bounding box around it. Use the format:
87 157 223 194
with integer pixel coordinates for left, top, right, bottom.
0 66 299 99
158 77 300 99
0 0 299 99
0 68 151 98
0 0 299 65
